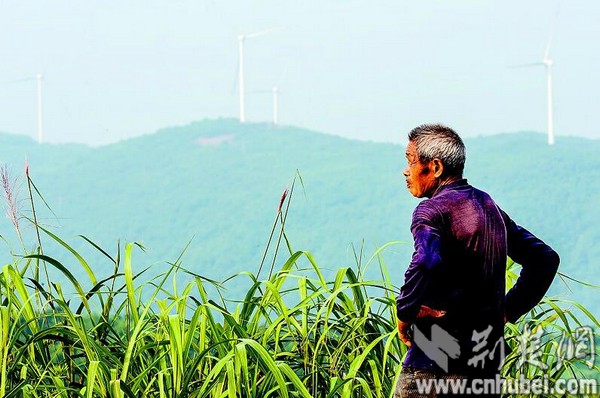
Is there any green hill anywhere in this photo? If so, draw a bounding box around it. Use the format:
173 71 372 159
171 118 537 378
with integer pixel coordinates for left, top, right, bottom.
0 119 597 314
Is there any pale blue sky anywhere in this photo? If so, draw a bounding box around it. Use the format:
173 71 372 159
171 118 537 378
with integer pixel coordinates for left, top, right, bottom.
0 0 598 145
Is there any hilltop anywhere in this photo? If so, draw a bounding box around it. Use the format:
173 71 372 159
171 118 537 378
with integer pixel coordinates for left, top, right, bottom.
0 119 597 313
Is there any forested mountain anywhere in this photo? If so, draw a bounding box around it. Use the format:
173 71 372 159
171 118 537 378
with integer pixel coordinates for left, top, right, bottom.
0 119 597 313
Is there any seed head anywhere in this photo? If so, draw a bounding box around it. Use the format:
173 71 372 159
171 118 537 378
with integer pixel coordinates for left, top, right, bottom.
278 188 288 214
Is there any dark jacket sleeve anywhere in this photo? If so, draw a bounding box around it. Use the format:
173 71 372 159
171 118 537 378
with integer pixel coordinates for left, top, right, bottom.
396 201 443 323
501 209 560 323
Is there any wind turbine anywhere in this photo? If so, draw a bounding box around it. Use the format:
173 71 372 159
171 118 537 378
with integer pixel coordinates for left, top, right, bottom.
248 66 287 125
543 42 554 146
1 74 44 143
247 85 281 125
237 28 276 123
510 40 555 145
271 65 287 126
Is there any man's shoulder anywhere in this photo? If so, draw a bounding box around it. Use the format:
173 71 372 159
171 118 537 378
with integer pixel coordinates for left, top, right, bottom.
434 181 496 205
412 199 443 223
425 183 504 222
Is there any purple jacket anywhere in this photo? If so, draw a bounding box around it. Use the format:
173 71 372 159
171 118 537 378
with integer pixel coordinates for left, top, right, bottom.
396 179 559 374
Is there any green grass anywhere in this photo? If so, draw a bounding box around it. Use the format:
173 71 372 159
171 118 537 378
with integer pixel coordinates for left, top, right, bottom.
0 171 597 397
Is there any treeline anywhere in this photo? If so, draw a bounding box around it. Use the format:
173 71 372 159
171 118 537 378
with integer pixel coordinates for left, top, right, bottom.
0 119 597 315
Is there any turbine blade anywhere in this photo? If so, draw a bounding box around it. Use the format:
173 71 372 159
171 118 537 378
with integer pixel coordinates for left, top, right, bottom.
245 27 278 39
507 62 544 68
544 36 552 60
0 77 36 85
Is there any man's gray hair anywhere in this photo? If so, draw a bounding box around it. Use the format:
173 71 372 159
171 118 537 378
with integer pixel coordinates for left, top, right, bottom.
408 124 466 177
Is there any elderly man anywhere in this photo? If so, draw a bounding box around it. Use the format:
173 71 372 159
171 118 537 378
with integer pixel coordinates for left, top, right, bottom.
395 124 559 398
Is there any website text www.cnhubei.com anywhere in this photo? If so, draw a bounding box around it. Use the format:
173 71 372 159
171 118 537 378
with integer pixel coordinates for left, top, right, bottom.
414 375 598 395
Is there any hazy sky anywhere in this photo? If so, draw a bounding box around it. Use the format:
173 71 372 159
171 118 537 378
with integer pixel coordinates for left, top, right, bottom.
1 0 598 145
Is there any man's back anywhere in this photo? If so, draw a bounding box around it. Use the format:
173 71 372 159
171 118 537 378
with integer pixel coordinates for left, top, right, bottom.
397 179 507 375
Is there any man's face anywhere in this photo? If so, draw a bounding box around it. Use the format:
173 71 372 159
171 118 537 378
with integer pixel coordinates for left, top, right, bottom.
403 141 438 198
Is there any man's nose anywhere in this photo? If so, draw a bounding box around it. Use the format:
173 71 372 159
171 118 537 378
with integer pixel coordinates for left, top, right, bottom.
403 167 409 177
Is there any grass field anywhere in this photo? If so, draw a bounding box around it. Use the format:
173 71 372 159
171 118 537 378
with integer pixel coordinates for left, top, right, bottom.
0 171 597 397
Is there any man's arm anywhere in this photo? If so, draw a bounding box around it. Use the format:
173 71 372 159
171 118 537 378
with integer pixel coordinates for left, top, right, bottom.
501 209 560 323
396 201 444 324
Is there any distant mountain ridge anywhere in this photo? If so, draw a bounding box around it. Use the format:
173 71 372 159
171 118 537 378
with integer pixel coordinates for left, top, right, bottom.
0 119 597 314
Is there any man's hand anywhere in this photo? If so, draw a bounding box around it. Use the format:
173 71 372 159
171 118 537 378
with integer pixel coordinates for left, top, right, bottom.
417 305 446 319
397 305 446 347
397 319 413 347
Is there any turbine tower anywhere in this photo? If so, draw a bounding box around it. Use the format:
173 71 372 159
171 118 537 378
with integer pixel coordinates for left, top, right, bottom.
237 28 276 123
510 38 555 145
543 41 554 145
271 65 287 126
3 74 45 143
247 82 283 125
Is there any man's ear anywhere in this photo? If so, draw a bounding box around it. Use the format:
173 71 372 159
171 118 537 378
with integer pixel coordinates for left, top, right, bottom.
431 158 444 178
